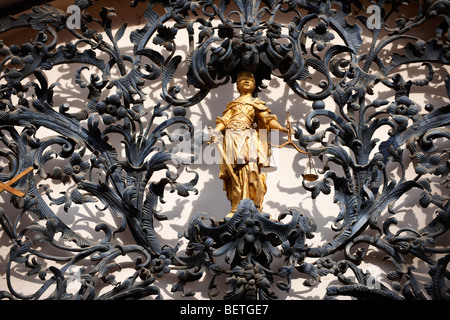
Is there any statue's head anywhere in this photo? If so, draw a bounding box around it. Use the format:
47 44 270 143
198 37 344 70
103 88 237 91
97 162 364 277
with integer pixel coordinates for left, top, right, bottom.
236 71 256 95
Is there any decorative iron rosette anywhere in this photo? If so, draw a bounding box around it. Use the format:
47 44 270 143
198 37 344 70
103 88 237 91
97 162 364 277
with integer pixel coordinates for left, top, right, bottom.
0 0 448 301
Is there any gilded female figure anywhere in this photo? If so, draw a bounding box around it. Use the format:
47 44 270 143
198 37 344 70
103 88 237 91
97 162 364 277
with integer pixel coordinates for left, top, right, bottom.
213 71 288 217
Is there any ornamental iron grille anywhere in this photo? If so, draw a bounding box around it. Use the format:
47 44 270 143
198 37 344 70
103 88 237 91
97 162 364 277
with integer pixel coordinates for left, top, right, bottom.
0 0 449 300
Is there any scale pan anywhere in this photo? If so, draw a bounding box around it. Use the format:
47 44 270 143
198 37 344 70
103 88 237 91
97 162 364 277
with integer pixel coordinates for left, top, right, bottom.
302 173 319 181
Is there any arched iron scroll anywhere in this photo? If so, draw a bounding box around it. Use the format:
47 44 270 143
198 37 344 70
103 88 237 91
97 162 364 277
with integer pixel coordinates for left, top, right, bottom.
0 0 449 300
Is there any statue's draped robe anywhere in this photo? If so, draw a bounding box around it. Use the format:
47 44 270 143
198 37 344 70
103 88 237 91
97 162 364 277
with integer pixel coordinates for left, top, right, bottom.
215 97 278 212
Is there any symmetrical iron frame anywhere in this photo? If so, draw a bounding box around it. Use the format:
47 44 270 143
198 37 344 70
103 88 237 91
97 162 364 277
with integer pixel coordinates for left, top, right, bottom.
0 0 449 300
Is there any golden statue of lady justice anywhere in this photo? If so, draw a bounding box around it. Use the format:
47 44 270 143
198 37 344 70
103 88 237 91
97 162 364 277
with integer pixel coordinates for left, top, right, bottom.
211 71 289 217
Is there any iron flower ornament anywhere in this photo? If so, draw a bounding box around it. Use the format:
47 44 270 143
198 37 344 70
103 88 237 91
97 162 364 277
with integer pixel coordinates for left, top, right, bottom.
0 0 449 301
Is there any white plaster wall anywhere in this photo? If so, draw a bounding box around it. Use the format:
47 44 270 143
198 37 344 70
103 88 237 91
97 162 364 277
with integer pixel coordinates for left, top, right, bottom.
0 0 448 300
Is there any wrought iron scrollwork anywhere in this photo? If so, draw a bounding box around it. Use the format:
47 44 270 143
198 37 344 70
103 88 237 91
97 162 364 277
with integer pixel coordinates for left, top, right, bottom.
0 0 449 300
178 199 318 299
